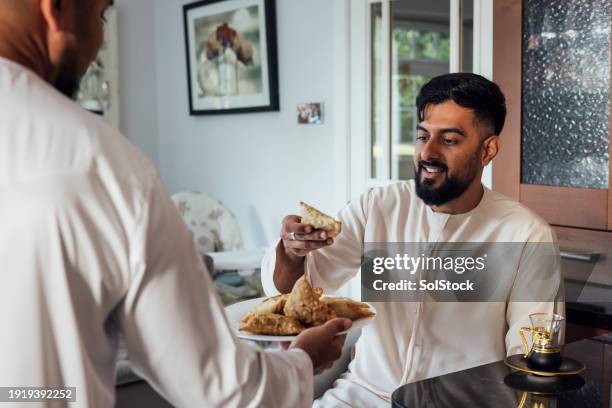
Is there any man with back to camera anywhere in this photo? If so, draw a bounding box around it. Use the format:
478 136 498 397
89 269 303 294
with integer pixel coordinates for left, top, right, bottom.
261 73 564 407
0 0 353 406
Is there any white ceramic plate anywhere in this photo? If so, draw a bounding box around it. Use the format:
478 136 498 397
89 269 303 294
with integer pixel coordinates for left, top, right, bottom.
225 296 377 342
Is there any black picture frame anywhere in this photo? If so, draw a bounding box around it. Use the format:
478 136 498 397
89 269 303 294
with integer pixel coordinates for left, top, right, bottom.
183 0 279 115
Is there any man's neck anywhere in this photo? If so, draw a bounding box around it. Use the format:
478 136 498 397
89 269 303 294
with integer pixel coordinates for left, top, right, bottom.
0 26 50 82
430 182 485 215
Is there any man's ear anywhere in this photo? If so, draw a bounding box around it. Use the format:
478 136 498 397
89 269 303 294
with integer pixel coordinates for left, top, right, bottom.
39 0 67 32
481 135 499 166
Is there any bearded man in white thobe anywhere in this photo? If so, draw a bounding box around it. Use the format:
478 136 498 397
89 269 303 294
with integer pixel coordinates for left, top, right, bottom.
0 1 353 407
261 73 564 407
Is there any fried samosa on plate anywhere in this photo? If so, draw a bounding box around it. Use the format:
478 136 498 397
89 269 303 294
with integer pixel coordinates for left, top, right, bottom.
321 297 375 321
283 275 335 326
240 294 288 323
239 313 305 335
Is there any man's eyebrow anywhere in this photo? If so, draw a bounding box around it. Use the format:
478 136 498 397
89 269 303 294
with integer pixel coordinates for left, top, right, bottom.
416 125 466 137
439 127 467 137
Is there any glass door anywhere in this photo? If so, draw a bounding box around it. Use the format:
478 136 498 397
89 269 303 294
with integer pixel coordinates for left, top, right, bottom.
369 0 473 185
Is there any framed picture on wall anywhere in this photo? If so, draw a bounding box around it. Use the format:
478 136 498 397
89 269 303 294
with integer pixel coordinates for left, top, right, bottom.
183 0 279 115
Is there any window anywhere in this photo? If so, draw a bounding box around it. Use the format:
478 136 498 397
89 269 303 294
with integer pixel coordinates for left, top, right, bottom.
369 0 474 184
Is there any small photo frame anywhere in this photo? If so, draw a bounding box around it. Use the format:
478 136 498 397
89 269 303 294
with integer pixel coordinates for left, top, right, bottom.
183 0 279 115
297 103 324 125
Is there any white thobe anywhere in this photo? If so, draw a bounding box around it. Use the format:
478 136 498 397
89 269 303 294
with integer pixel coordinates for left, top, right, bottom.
262 181 563 407
0 57 313 408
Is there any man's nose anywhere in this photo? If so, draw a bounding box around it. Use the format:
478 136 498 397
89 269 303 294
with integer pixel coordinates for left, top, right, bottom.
419 137 442 161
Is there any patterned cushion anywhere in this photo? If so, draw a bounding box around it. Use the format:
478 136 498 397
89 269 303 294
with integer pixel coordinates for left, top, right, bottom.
171 191 243 254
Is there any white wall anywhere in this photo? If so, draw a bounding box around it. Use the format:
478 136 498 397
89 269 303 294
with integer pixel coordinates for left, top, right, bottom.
115 0 160 166
117 0 492 250
153 0 348 249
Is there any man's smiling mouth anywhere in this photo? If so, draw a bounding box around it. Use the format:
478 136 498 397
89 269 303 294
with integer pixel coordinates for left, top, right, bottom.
419 161 447 179
423 165 444 174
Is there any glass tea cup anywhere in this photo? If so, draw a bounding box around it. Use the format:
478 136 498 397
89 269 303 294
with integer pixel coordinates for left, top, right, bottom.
519 313 564 371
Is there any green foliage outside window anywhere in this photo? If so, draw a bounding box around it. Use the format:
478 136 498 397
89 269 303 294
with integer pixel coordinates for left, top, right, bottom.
393 28 450 61
392 25 450 178
393 27 450 109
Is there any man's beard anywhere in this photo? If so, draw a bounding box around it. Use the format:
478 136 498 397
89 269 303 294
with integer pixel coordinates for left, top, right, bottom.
414 155 479 206
53 51 83 98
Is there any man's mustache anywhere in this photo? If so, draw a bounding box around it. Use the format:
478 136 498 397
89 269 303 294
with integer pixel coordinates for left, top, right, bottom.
418 160 448 172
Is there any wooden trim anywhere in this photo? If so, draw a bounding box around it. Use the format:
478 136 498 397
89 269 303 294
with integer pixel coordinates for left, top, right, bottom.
492 0 521 201
520 185 608 230
553 226 612 243
609 9 612 231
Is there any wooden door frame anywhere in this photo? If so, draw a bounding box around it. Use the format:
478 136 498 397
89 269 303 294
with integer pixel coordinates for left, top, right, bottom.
609 52 612 230
492 0 521 202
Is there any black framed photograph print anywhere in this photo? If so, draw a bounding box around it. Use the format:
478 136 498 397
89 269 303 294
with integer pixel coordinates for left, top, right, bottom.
183 0 279 115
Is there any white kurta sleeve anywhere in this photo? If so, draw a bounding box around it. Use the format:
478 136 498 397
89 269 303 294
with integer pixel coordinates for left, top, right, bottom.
261 191 371 295
261 241 282 296
118 177 313 408
505 226 565 356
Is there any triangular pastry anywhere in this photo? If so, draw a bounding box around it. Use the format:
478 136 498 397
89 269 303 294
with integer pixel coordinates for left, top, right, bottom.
299 202 342 237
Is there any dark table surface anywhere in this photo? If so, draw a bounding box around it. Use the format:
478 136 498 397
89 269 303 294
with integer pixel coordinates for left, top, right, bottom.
392 334 612 408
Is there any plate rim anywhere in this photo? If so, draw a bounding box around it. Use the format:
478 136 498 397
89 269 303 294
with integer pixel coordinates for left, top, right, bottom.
225 296 377 342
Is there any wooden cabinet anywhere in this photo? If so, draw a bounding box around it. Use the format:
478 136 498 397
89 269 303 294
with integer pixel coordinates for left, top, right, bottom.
493 1 612 339
492 0 612 232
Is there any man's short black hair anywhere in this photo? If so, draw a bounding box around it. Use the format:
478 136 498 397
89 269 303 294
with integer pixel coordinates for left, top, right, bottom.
416 73 507 136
